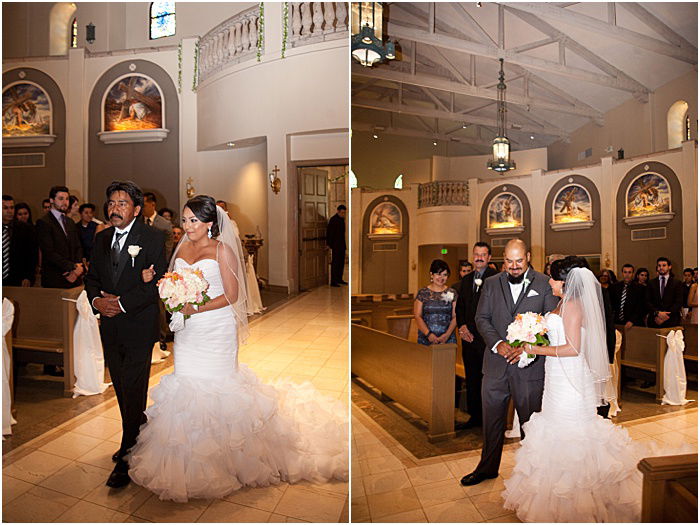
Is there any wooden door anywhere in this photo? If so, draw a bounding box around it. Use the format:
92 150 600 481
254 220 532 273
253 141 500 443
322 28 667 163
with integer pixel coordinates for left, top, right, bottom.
299 167 329 290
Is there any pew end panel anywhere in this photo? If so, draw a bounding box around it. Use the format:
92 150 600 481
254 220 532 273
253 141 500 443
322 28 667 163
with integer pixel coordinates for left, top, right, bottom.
638 453 698 522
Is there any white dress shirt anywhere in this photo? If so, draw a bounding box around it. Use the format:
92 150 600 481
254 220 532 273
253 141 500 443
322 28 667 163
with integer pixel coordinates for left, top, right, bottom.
92 218 138 313
492 268 531 353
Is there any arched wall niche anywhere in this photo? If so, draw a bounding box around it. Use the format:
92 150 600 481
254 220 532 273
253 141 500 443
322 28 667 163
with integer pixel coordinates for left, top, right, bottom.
88 60 179 214
479 184 531 262
616 162 683 273
2 67 66 220
667 100 689 149
544 175 601 260
361 195 409 294
49 2 77 56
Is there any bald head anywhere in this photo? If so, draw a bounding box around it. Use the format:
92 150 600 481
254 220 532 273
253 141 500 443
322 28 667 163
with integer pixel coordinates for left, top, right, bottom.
503 238 530 278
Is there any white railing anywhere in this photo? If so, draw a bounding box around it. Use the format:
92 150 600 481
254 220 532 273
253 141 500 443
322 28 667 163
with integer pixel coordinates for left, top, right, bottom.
289 2 348 47
418 181 470 208
198 7 260 82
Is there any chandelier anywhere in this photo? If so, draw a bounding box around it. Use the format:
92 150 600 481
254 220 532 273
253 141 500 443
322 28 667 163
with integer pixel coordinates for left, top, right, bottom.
487 58 516 172
351 2 395 67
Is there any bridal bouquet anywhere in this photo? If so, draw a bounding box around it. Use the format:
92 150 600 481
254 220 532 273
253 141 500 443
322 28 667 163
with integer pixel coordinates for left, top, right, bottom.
506 312 549 368
157 268 211 320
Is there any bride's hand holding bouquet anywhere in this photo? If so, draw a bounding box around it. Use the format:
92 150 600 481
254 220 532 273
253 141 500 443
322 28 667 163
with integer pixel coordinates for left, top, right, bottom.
157 267 211 321
506 312 550 368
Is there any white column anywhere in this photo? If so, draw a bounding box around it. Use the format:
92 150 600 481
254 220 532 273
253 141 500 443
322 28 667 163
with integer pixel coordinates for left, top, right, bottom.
529 169 546 271
350 187 362 294
600 156 616 270
179 37 200 209
681 140 698 265
66 48 86 198
263 2 283 60
266 132 289 288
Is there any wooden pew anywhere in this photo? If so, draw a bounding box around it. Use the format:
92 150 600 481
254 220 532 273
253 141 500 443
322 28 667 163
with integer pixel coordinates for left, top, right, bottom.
3 286 83 397
351 309 372 328
385 314 414 339
681 321 697 362
352 324 456 442
639 453 698 522
620 325 682 402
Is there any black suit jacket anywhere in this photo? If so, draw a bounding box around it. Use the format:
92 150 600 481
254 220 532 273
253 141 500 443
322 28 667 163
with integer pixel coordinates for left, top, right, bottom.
326 214 346 251
609 280 645 326
455 267 499 341
36 212 83 288
85 220 167 347
645 275 684 327
4 221 39 286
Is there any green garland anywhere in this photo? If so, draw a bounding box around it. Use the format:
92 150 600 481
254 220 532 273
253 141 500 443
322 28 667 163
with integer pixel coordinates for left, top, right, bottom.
281 2 288 59
257 2 264 62
177 42 182 93
192 38 200 92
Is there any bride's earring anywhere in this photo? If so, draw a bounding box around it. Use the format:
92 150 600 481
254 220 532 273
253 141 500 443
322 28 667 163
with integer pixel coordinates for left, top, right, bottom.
207 227 212 239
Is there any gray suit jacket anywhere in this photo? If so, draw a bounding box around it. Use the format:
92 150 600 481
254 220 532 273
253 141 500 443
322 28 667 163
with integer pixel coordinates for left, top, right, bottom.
145 214 174 261
475 269 559 380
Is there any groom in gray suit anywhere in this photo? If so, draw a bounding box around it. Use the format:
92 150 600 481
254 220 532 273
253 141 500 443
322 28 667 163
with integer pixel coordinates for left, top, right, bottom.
461 239 558 486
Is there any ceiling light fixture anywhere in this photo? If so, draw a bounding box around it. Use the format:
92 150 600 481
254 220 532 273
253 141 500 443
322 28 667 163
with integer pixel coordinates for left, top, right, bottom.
351 3 396 67
487 58 516 173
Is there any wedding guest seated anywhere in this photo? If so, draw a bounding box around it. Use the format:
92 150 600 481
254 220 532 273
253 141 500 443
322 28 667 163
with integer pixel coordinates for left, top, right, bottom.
598 268 616 289
610 263 645 328
635 267 650 288
158 207 174 225
77 203 98 261
3 195 38 287
14 202 33 225
645 257 684 328
414 259 458 346
452 260 472 288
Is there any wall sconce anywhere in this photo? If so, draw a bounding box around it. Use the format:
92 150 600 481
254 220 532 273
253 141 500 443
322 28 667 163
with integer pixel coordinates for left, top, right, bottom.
86 22 96 44
269 165 281 194
186 177 195 198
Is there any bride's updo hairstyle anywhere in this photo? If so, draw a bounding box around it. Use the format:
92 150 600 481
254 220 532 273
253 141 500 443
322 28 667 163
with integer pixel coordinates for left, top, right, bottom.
185 195 220 238
550 255 590 289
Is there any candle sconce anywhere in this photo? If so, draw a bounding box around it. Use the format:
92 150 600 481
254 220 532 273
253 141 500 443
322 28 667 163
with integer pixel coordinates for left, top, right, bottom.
269 165 281 194
186 177 196 198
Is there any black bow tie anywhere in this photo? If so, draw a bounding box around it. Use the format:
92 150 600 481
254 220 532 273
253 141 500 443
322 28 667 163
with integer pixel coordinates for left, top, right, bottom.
507 273 525 284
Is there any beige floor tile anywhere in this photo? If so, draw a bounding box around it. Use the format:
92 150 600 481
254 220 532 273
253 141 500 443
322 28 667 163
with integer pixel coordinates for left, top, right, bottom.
631 421 673 436
72 416 124 439
375 508 428 522
655 430 695 447
37 431 105 461
100 405 123 421
352 476 366 498
4 449 72 484
462 475 506 498
54 499 130 522
274 485 346 522
406 462 453 487
197 500 271 522
487 512 522 522
351 495 371 522
39 461 111 499
470 490 514 520
133 493 211 522
83 481 153 513
223 484 287 512
366 486 421 519
107 430 123 444
267 513 308 522
2 474 34 504
414 478 469 508
75 440 121 470
300 479 349 496
364 454 406 475
363 470 412 496
357 443 394 461
2 486 78 523
422 496 484 523
444 456 481 479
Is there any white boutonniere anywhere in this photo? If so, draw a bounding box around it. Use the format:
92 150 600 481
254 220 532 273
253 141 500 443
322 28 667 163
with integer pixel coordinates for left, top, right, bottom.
442 290 454 303
474 277 483 291
127 245 142 267
523 277 531 290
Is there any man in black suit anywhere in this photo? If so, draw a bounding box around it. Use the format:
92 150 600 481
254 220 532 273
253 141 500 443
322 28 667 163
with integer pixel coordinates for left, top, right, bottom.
646 257 684 328
461 239 558 486
35 186 84 288
610 264 645 328
2 195 38 286
326 204 347 287
85 181 166 488
455 242 497 429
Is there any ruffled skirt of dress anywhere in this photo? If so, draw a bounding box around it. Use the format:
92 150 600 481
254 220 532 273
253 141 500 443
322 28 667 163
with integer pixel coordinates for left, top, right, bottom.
127 307 348 503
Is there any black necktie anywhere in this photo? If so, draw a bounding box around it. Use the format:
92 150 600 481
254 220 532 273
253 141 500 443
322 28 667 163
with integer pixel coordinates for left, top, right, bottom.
618 283 627 322
146 217 152 226
61 214 69 236
660 275 666 297
2 224 10 280
111 232 126 274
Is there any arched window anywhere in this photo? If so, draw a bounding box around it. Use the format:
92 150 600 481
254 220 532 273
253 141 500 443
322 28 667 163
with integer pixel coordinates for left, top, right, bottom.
350 170 358 189
150 1 176 40
394 174 403 189
71 18 78 48
49 2 77 55
667 100 688 149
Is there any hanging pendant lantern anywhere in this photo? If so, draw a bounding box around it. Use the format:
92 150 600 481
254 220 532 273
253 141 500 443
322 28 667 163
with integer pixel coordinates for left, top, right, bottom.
487 59 516 172
351 3 396 67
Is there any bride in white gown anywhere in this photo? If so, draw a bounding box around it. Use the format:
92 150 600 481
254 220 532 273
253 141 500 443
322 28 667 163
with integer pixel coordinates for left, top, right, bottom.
502 256 684 523
127 196 348 502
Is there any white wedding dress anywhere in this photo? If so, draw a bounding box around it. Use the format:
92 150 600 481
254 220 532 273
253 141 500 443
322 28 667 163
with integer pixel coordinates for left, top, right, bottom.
127 258 348 502
503 313 646 522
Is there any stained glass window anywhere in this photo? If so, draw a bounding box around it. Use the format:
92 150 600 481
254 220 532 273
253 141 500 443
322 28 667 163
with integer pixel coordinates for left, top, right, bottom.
350 170 358 189
394 174 403 189
150 1 176 40
71 18 78 48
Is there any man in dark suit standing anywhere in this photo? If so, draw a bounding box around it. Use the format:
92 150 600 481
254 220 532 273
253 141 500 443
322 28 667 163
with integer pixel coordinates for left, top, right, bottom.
461 239 558 486
455 242 497 429
142 192 174 260
610 264 645 328
326 204 347 287
646 257 684 328
85 181 166 488
35 186 84 288
2 195 38 286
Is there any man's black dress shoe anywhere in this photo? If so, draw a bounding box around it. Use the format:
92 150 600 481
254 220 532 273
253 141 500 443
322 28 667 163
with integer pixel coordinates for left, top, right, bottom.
111 450 124 463
339 280 348 285
106 460 130 488
331 283 341 287
460 471 498 486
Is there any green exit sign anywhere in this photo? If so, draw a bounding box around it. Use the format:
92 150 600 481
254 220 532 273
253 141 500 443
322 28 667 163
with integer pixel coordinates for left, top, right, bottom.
441 248 448 254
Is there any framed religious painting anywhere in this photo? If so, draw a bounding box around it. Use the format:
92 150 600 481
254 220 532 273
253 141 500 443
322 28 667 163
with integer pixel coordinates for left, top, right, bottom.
623 172 673 226
550 184 594 231
486 192 524 234
368 201 402 240
2 81 56 147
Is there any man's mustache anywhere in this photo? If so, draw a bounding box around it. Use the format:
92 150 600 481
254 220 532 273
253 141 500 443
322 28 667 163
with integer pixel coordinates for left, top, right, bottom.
110 213 123 220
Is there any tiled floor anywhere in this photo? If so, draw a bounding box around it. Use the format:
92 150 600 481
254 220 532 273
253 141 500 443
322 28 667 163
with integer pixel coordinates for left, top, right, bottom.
2 285 349 523
351 405 698 523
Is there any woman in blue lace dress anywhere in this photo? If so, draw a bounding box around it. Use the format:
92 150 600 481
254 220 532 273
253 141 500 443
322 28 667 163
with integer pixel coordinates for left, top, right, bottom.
414 259 458 345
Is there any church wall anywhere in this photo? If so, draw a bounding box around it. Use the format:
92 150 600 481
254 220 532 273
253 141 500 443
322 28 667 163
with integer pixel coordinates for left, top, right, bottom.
448 148 548 181
2 3 51 59
548 70 697 171
290 132 347 162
